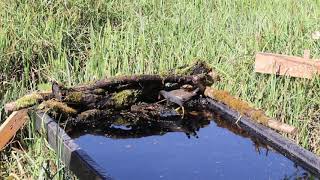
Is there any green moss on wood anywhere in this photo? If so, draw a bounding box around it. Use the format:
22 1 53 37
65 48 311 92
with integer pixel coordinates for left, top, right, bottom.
113 117 128 125
78 109 100 120
207 88 269 125
38 100 77 115
111 89 140 108
15 93 43 109
65 92 83 102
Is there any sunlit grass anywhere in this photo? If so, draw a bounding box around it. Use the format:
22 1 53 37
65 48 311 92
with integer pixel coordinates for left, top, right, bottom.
0 0 319 178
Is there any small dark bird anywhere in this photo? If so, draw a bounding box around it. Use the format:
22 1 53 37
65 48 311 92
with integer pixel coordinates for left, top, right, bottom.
160 88 199 117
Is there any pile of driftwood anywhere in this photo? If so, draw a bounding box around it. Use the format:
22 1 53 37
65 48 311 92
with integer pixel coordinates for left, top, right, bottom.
2 61 218 140
1 61 296 150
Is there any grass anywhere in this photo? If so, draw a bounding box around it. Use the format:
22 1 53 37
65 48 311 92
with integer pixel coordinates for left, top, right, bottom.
0 0 320 178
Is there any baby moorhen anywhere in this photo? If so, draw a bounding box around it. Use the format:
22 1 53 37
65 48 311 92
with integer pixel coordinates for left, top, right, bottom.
160 88 199 117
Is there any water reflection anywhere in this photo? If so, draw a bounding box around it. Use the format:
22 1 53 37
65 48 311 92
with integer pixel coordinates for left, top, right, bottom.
70 110 268 152
69 111 316 180
69 111 211 139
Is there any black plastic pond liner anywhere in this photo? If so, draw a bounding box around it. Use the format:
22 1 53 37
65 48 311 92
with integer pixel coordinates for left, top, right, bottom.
32 112 111 179
32 98 320 180
203 98 320 177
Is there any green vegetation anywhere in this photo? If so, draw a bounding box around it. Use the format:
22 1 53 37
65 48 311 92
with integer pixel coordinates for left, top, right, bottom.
65 92 83 103
111 89 140 108
15 93 42 109
0 0 320 178
38 100 77 115
206 88 270 125
37 83 52 91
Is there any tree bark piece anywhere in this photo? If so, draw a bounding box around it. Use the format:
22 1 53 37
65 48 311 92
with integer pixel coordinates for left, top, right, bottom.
0 109 29 150
204 87 297 134
255 52 320 79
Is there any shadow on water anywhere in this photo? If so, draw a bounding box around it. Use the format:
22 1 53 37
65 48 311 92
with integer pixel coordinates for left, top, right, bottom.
68 110 316 180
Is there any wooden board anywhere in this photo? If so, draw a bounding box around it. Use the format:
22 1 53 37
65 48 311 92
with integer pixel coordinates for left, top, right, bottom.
32 112 112 180
205 98 320 177
0 109 29 150
255 52 320 79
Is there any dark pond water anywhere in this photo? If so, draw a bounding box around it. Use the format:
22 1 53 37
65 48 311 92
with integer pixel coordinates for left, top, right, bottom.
71 112 314 180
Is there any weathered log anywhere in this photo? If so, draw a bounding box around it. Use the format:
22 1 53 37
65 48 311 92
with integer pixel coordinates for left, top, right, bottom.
4 91 53 113
72 61 217 92
204 87 297 134
71 74 208 92
37 100 78 120
66 103 181 128
5 61 218 115
71 60 218 92
50 74 211 111
61 109 114 130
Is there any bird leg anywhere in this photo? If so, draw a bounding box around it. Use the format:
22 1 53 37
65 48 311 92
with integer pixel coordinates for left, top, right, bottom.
175 106 185 119
181 106 185 119
155 99 167 104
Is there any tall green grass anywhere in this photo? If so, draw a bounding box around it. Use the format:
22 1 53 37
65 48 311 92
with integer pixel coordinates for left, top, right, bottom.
1 0 320 178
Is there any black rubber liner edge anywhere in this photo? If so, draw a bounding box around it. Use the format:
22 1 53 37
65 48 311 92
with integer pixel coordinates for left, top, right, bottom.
32 111 112 180
205 98 320 177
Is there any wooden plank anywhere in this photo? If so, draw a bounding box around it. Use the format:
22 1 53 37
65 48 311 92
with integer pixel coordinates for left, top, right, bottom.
204 98 320 177
267 118 297 134
304 50 311 60
0 109 29 150
255 52 320 79
33 112 112 180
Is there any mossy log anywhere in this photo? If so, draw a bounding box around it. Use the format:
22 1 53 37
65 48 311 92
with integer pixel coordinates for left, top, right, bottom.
4 91 53 113
50 68 217 111
5 61 219 120
70 74 210 92
66 99 207 129
51 74 205 108
63 89 141 110
204 87 297 134
67 102 181 127
70 61 219 93
37 99 78 120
